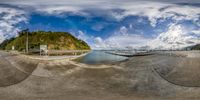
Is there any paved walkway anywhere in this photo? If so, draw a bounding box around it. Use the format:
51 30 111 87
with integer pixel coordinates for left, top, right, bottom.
1 50 200 100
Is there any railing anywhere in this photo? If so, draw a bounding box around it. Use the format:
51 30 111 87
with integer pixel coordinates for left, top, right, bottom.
48 50 90 53
47 50 90 56
26 49 90 56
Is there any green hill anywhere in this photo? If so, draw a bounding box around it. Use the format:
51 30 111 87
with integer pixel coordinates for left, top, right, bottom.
190 44 200 50
0 30 91 51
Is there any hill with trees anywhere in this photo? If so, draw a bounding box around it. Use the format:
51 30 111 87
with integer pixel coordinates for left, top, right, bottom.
0 30 91 51
190 44 200 50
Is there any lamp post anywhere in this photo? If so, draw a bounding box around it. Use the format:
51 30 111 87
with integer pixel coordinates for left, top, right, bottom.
26 30 29 54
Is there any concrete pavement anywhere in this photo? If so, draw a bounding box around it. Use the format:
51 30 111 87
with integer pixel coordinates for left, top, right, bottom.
0 51 38 87
0 50 200 100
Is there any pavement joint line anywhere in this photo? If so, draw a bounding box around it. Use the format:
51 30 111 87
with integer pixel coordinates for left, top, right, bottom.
67 61 116 69
30 62 83 78
4 57 31 75
149 58 200 88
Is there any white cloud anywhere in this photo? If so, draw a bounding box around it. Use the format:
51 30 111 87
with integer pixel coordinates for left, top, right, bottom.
93 37 107 49
3 0 200 9
35 5 88 16
27 1 200 27
93 24 200 50
1 0 197 27
77 30 87 41
116 2 200 27
76 30 95 46
0 34 4 43
149 24 200 50
0 0 199 27
92 26 151 50
77 26 150 49
192 30 200 35
129 24 133 29
92 24 104 31
119 26 128 35
93 34 151 50
0 6 28 43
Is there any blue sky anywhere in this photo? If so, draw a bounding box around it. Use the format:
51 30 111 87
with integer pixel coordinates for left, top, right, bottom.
0 0 200 50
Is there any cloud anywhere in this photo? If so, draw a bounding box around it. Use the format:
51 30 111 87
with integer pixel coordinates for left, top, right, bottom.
2 0 200 5
76 30 95 46
77 30 88 41
93 34 151 50
32 2 199 28
93 26 151 49
116 2 200 27
192 30 200 35
93 37 107 49
92 24 104 31
0 34 4 43
93 24 200 50
0 6 28 43
149 24 200 49
129 24 133 29
3 0 198 26
119 26 128 35
34 5 87 16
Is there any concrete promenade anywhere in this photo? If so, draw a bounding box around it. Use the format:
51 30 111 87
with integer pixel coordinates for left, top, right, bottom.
0 50 200 100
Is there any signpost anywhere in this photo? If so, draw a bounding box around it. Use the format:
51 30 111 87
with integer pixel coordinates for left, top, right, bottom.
12 46 15 51
40 45 48 56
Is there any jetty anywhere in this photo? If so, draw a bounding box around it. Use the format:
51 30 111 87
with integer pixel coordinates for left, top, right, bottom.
105 50 154 57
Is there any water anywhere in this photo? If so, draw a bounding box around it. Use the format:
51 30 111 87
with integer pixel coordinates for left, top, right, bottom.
77 50 128 64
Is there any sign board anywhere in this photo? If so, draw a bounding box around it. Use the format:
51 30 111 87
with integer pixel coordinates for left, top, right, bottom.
12 46 15 50
40 45 48 56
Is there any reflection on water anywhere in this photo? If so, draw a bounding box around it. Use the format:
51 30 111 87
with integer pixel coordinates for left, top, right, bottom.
77 50 128 64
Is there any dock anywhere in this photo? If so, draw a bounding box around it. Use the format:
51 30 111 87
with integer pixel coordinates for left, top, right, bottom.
105 51 154 57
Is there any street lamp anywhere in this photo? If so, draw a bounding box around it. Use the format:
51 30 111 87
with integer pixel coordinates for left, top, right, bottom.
25 29 29 54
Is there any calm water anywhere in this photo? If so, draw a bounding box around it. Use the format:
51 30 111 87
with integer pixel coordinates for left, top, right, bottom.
77 50 128 64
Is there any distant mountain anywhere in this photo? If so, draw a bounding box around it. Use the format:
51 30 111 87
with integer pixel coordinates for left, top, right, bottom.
0 30 90 51
190 44 200 50
185 44 200 50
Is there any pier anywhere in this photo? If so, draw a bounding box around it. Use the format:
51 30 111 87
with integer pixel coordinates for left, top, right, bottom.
105 50 154 57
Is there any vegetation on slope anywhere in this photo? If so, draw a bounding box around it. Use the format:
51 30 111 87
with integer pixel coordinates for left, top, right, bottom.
0 38 15 50
190 44 200 50
0 30 91 51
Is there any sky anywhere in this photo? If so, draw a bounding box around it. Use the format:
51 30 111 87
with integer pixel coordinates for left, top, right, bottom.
0 0 200 50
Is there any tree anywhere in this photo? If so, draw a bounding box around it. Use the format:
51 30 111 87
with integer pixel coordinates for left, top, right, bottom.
18 28 29 37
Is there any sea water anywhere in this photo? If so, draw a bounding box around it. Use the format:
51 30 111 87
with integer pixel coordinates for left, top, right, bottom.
77 50 128 64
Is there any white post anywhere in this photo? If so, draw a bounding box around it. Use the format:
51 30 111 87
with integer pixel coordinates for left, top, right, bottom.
26 31 29 54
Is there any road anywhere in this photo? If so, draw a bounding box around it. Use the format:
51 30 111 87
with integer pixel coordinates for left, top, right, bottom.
0 51 200 100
